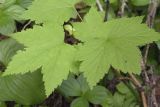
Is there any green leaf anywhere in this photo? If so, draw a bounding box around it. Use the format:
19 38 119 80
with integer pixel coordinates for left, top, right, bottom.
0 0 16 8
23 0 80 25
131 0 149 6
0 0 5 4
0 102 6 107
110 0 118 5
0 70 46 105
71 97 89 107
0 38 24 66
77 74 90 94
74 8 160 88
101 89 114 107
101 91 139 107
59 76 82 97
0 38 45 106
83 0 95 5
116 82 130 94
59 74 90 97
123 97 139 107
0 2 27 35
86 86 107 104
112 92 125 107
0 0 32 35
15 0 33 9
70 61 80 74
5 5 25 20
0 9 15 35
3 26 76 96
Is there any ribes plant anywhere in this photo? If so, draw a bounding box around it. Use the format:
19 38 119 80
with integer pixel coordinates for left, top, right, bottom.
2 0 160 100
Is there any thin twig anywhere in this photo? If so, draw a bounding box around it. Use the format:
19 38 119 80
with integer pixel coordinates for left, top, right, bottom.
96 0 104 12
74 8 83 22
118 0 127 17
144 0 159 107
22 20 32 30
129 73 148 107
118 77 133 81
146 0 158 28
104 0 110 21
129 73 142 87
144 45 150 65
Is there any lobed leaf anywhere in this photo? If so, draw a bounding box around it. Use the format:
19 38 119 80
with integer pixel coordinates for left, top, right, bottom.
23 0 80 25
4 26 76 96
74 8 160 88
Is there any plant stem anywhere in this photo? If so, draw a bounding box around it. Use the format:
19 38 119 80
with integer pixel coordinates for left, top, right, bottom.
96 0 104 12
144 0 159 107
129 73 148 107
118 0 127 17
22 20 32 30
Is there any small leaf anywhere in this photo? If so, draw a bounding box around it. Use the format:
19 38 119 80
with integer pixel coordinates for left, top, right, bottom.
110 0 118 5
0 102 6 107
116 82 130 94
15 0 33 9
86 86 107 104
5 5 25 20
0 10 15 35
59 76 82 97
0 70 46 105
71 97 89 107
0 0 16 8
59 74 90 97
112 92 125 107
77 74 90 94
0 38 24 66
131 0 149 6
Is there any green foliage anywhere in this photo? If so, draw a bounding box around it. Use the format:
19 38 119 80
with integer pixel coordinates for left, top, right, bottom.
0 38 45 105
0 70 45 105
60 75 110 107
15 0 33 9
83 0 95 5
71 97 89 107
110 0 118 4
0 38 23 66
130 0 149 6
4 26 76 96
59 75 90 97
102 82 139 107
74 8 160 88
0 102 6 107
23 0 80 25
0 9 16 35
0 0 32 35
2 0 160 102
85 86 107 104
59 75 82 97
